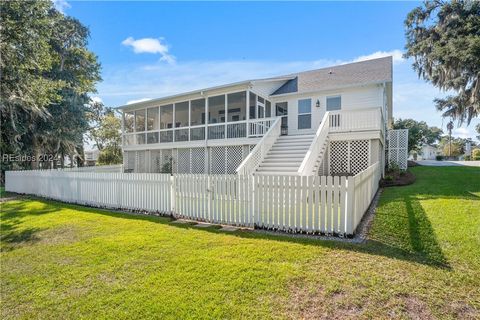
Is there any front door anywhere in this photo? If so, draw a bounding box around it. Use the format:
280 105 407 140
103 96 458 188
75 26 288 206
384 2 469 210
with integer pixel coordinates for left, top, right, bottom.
276 102 288 135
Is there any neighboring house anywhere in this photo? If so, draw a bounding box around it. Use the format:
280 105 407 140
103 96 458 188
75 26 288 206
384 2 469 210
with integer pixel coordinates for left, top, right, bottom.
84 149 100 166
418 144 437 160
117 56 393 176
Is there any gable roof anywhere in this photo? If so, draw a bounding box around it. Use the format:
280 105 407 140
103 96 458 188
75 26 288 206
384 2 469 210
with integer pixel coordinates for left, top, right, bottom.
271 56 392 95
117 56 392 110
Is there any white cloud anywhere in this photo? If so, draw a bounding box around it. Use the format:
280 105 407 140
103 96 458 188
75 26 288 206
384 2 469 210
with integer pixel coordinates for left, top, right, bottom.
53 0 71 13
121 37 175 64
126 98 152 105
90 96 103 104
452 127 472 139
354 49 405 64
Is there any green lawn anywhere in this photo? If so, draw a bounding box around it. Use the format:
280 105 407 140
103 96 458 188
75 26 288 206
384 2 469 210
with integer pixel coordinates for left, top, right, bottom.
1 166 479 319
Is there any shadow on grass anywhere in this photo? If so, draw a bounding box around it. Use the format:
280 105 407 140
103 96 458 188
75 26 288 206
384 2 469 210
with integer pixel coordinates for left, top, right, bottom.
1 194 452 269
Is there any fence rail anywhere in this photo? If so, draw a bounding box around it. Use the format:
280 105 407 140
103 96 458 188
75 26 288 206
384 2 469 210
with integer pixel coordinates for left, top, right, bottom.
5 162 380 236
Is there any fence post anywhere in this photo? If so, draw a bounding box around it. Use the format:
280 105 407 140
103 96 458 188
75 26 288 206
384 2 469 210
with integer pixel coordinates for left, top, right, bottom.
251 175 256 228
170 175 175 215
346 175 356 235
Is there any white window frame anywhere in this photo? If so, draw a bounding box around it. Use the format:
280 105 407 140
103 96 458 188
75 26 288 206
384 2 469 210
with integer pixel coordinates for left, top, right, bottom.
326 95 342 111
297 98 312 130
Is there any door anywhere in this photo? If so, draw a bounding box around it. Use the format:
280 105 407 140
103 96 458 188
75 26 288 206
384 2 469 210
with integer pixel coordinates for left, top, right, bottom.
275 102 288 135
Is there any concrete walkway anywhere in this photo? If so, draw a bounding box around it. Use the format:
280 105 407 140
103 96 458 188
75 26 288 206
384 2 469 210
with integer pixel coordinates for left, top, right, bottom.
416 160 480 167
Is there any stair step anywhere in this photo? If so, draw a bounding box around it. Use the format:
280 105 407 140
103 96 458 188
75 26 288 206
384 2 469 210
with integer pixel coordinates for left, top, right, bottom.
257 167 299 172
262 158 304 164
255 171 300 176
259 162 299 168
271 145 309 150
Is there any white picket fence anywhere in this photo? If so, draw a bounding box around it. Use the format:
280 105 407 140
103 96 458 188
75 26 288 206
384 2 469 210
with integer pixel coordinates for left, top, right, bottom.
5 162 380 236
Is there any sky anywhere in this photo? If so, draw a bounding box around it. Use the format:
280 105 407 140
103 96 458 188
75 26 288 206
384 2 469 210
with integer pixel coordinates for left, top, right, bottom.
58 0 479 141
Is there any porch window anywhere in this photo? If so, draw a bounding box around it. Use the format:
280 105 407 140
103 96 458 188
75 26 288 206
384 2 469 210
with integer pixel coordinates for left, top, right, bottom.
208 95 225 124
249 92 256 119
326 96 341 111
175 101 189 127
124 111 134 133
227 91 246 122
135 109 146 132
298 99 311 129
146 107 159 131
266 101 271 118
190 98 206 126
160 104 173 129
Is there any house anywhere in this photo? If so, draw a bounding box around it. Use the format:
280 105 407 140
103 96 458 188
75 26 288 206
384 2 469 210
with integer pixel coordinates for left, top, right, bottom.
117 56 392 176
418 144 437 160
84 149 100 166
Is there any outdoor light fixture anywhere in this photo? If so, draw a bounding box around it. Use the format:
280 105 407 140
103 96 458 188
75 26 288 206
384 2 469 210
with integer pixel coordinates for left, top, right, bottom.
316 99 320 108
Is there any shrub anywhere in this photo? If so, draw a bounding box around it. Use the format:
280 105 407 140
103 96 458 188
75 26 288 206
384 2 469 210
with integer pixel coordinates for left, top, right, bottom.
436 155 444 161
464 155 471 161
472 149 480 161
384 175 394 181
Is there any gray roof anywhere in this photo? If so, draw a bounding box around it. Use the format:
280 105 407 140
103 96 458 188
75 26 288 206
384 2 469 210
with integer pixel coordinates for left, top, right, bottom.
271 56 392 95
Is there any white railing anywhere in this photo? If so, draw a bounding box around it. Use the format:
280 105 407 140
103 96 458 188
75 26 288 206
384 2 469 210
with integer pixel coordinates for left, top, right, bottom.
5 162 380 235
248 117 277 137
298 112 330 176
328 107 382 133
236 118 281 175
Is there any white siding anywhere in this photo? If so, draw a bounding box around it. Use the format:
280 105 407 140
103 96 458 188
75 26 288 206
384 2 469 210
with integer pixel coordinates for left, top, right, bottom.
270 84 384 135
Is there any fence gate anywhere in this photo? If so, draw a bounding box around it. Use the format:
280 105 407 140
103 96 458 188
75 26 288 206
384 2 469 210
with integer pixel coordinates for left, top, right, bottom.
387 129 408 170
174 174 253 227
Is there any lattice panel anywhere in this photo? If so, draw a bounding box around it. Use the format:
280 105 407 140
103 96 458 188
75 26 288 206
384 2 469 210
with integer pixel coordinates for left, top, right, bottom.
329 141 349 175
176 148 191 174
124 151 135 172
160 149 173 173
136 151 146 173
191 148 206 174
388 129 408 170
226 145 245 174
150 150 161 173
350 140 369 175
209 147 226 174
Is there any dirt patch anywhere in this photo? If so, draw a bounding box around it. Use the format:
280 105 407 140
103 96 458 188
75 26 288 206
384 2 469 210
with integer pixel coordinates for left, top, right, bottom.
380 171 416 187
401 295 433 320
284 283 364 319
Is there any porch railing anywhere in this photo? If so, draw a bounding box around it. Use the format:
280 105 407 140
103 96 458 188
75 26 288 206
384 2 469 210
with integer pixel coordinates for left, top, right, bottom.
236 117 281 175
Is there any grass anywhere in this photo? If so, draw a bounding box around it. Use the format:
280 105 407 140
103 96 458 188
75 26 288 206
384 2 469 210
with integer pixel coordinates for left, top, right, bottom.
1 166 479 319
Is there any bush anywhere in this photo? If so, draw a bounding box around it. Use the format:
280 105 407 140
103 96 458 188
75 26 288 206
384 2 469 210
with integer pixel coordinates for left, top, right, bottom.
436 155 444 161
472 149 480 161
464 155 471 161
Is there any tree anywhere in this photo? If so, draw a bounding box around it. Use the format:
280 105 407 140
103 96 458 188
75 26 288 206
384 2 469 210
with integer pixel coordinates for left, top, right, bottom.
393 118 443 153
404 1 480 125
476 123 480 141
90 109 122 165
0 1 101 171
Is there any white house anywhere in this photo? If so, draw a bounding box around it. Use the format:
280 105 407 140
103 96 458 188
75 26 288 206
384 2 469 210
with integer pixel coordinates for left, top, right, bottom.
118 57 392 176
418 144 437 160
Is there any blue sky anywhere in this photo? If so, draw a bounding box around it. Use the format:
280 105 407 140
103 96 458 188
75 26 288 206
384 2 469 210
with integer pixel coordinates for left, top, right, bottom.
59 1 479 140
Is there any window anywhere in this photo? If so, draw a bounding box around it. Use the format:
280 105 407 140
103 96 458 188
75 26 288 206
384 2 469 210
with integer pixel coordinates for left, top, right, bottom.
124 111 134 133
249 92 256 119
175 101 189 127
136 133 145 144
147 132 159 144
190 98 205 126
160 104 173 129
276 102 288 116
326 96 341 111
135 109 145 132
146 107 159 131
265 101 271 118
208 95 225 123
227 91 246 122
298 99 311 129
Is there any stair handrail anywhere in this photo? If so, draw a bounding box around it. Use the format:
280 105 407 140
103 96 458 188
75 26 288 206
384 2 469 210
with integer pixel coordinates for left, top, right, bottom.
297 112 330 175
236 117 282 175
